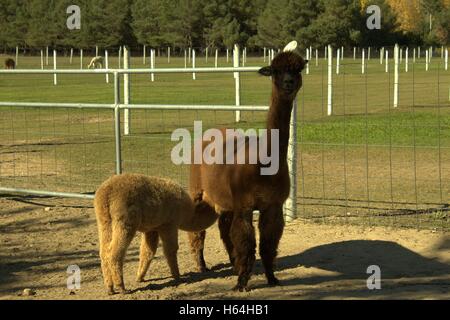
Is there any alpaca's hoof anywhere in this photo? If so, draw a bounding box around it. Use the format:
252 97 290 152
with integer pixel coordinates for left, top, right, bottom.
232 284 251 292
267 277 280 286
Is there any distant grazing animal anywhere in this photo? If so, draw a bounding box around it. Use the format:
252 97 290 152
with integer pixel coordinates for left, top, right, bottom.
4 58 15 69
94 174 218 295
188 48 308 291
88 56 104 69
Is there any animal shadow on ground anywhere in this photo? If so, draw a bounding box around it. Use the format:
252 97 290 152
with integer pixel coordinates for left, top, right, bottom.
253 239 450 298
138 239 450 295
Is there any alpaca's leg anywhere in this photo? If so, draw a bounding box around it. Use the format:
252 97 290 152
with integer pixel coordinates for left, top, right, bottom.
230 210 256 292
159 225 180 281
218 211 235 267
136 231 159 283
109 223 136 294
258 205 284 286
188 231 208 272
98 223 114 295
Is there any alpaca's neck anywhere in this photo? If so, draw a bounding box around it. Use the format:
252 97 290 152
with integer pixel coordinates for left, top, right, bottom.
266 88 295 165
179 201 218 232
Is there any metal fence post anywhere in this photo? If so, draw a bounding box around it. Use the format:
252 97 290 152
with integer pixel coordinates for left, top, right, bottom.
285 97 298 222
114 72 122 175
124 46 131 135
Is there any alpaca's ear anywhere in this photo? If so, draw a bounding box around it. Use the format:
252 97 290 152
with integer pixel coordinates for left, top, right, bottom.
258 66 272 77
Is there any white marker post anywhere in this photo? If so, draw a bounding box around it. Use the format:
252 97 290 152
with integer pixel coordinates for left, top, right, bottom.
80 49 83 69
336 49 340 75
426 50 429 71
105 50 109 84
226 48 229 63
368 47 371 60
95 46 99 57
40 50 44 70
168 47 171 64
353 47 356 60
341 46 344 60
124 46 131 136
188 47 191 64
192 49 196 80
184 49 187 68
394 44 399 108
400 48 403 64
70 48 73 64
385 50 389 73
234 44 241 123
150 49 155 82
362 49 365 74
413 48 416 63
53 50 57 86
327 45 333 116
418 46 421 59
15 46 18 66
46 46 49 65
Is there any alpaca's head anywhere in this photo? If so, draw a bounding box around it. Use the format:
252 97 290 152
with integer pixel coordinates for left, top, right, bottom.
258 52 308 99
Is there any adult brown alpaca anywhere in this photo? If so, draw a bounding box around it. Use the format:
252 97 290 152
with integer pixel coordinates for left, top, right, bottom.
189 51 308 291
94 174 218 295
4 58 15 69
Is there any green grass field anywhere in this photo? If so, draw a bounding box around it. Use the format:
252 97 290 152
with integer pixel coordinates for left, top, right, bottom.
0 52 449 230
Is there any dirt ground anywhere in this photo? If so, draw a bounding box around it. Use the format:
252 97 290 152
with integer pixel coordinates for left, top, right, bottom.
0 195 449 300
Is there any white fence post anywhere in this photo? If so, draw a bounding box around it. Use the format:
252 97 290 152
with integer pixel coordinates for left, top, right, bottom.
168 47 171 64
264 47 266 62
405 47 409 72
188 47 191 63
206 47 208 63
353 47 356 60
413 48 416 63
327 45 333 116
426 50 429 71
70 48 73 64
150 49 155 82
80 49 83 69
306 48 310 75
385 50 389 73
227 48 229 63
380 47 384 64
143 45 146 65
394 44 399 108
118 46 122 69
445 48 448 71
315 49 318 67
192 49 196 80
15 46 19 66
96 46 99 57
46 46 49 66
285 96 298 222
418 46 421 59
215 49 218 68
400 48 403 64
336 49 340 75
362 49 365 74
368 47 371 60
184 49 187 68
53 50 57 86
105 50 109 84
234 44 241 123
40 50 44 70
124 46 131 136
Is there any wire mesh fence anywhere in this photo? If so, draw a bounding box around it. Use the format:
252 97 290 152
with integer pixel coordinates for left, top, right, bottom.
0 48 449 230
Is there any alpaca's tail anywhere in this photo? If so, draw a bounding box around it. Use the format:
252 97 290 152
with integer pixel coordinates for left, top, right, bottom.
94 190 113 247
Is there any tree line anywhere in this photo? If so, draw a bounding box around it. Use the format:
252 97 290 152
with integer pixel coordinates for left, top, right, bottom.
0 0 448 53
